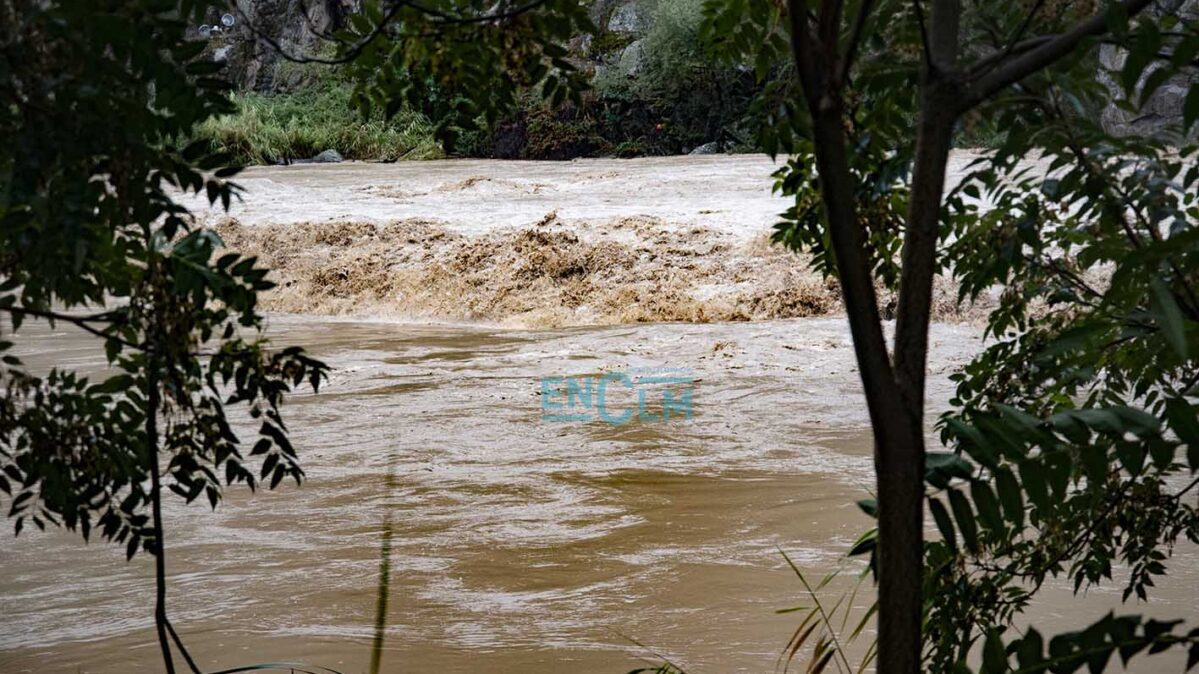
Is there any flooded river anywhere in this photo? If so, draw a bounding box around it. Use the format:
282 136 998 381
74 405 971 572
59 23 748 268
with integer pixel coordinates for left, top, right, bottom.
1 156 1197 673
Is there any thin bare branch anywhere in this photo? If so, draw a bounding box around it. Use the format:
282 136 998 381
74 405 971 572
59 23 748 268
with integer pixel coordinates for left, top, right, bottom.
235 1 406 65
165 619 202 674
0 305 141 349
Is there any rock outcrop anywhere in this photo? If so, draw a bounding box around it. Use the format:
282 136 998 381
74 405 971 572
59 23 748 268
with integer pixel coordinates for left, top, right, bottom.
1100 0 1199 139
193 0 359 92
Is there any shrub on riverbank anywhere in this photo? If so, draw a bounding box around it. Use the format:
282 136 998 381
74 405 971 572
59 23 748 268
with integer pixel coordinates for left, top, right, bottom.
594 0 758 150
195 83 443 165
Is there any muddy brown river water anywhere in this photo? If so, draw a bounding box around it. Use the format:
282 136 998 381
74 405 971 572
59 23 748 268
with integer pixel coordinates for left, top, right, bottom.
1 156 1198 673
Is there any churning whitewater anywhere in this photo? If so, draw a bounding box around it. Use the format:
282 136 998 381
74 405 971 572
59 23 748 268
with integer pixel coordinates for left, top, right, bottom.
190 154 1001 327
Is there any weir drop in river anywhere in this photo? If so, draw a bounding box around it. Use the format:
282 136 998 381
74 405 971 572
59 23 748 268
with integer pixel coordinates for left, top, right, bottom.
1 156 1197 673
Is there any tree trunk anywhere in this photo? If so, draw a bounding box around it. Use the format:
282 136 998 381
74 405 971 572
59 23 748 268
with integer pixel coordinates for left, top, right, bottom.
780 0 1163 669
798 60 931 674
786 3 949 671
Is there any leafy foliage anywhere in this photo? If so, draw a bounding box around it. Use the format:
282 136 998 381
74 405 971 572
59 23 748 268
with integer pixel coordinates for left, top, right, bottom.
702 0 915 289
0 0 330 552
334 0 597 151
1 0 610 669
979 615 1199 674
0 1 337 670
922 25 1199 666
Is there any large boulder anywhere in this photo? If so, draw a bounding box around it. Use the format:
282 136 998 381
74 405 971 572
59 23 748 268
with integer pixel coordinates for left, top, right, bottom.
310 149 344 163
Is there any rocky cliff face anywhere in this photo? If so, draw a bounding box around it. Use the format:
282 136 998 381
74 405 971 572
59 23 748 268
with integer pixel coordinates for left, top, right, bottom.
1099 0 1199 138
194 0 358 92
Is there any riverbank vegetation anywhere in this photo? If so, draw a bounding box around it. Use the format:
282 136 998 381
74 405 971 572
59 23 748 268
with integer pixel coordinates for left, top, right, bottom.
195 0 759 162
194 0 1009 164
193 82 442 165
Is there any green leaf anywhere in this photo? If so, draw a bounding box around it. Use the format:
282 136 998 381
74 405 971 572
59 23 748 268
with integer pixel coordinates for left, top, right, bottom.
948 488 979 554
926 451 974 488
1185 86 1199 133
1150 277 1188 359
994 467 1025 529
1165 397 1199 471
90 374 134 394
1116 441 1147 473
929 496 957 550
1018 459 1050 511
981 630 1008 674
970 480 1004 534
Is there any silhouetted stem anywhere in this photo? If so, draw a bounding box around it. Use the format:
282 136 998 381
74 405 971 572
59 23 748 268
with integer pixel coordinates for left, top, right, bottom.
147 358 176 674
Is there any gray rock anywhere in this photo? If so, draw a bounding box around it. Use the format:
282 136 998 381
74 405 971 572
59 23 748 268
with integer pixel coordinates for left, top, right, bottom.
310 149 344 163
607 0 647 33
617 39 647 77
689 142 721 155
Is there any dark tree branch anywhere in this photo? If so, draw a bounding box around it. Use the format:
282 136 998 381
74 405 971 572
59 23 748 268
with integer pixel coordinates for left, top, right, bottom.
147 355 175 674
911 0 934 70
0 305 142 350
971 0 1048 78
1009 0 1048 46
1175 474 1199 500
236 0 553 65
893 0 959 425
838 0 876 84
405 0 553 24
786 1 897 413
928 0 960 70
234 1 407 65
787 2 927 672
820 0 847 51
963 0 1157 108
166 619 202 674
967 35 1055 77
1030 254 1104 303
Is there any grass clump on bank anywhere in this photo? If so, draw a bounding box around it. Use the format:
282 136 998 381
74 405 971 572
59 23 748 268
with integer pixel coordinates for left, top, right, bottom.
195 84 443 165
